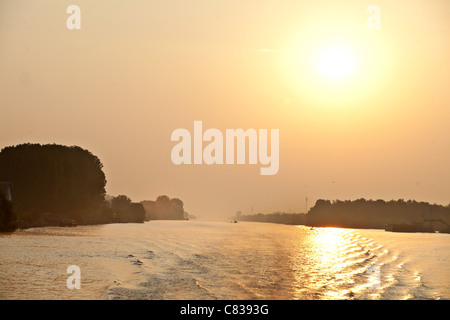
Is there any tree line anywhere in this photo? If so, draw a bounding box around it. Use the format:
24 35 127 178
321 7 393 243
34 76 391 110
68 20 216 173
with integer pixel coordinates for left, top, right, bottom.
142 195 188 220
237 211 306 225
307 199 450 231
237 198 450 232
0 143 187 231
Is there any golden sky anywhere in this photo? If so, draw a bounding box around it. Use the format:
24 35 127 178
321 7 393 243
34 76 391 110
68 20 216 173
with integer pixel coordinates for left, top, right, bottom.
1 0 449 218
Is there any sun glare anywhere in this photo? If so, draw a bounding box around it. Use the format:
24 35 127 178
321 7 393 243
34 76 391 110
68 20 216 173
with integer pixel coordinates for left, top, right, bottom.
283 22 391 114
315 43 358 83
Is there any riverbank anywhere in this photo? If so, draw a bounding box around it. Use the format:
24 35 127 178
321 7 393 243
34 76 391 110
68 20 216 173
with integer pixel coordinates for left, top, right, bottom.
238 199 450 233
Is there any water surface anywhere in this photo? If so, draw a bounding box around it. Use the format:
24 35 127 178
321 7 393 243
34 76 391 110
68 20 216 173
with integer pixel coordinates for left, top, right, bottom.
0 220 448 300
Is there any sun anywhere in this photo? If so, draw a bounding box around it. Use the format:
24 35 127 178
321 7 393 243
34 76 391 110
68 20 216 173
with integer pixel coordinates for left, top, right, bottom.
314 43 359 83
284 28 389 111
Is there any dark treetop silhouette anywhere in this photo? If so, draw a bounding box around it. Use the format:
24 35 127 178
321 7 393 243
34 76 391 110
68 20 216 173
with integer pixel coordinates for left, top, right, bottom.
0 143 107 228
239 199 450 233
0 143 188 230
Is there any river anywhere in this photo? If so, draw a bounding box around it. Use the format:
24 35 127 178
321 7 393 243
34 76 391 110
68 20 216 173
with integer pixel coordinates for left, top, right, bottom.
0 220 448 300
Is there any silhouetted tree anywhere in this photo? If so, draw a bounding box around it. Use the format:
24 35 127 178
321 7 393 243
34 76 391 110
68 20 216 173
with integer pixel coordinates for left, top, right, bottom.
238 211 306 225
0 143 106 226
111 195 132 211
110 195 145 223
307 198 450 231
142 195 187 220
239 199 450 232
169 198 185 219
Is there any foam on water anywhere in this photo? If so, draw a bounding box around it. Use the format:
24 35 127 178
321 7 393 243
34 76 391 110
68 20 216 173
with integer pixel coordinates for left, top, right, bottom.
0 221 448 300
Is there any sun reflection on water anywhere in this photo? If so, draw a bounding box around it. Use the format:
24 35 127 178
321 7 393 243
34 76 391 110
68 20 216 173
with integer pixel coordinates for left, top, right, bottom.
291 226 375 300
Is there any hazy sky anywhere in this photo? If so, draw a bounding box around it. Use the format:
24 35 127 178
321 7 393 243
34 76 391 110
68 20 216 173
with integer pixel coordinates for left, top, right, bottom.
1 0 449 219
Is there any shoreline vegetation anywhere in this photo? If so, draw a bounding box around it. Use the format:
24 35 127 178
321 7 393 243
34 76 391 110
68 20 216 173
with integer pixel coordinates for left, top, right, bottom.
237 199 450 233
1 143 449 233
0 143 188 231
